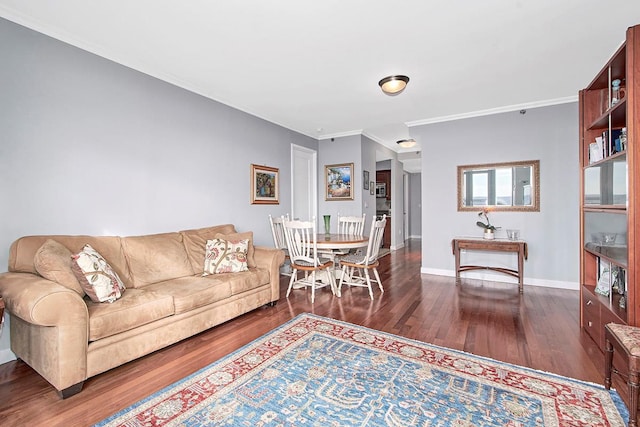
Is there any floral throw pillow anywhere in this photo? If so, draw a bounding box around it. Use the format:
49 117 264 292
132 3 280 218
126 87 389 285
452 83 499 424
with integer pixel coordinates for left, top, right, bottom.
71 244 126 303
203 238 249 275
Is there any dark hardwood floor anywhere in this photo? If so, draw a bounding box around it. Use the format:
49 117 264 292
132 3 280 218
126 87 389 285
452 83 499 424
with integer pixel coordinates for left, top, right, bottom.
0 239 625 426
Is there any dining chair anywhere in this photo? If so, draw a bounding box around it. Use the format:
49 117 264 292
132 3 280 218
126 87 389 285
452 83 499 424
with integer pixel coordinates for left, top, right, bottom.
269 214 291 275
282 217 337 303
335 213 366 256
338 215 386 299
337 213 366 236
268 214 289 252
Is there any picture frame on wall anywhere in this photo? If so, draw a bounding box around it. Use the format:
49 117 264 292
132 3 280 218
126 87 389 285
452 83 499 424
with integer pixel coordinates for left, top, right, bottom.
370 182 375 195
250 164 279 205
325 163 354 201
363 170 370 190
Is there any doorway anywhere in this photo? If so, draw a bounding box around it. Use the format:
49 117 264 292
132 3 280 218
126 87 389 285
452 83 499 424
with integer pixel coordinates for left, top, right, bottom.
291 144 317 221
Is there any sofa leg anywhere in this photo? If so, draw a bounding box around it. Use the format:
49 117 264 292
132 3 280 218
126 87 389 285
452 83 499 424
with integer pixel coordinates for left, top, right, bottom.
58 382 84 399
265 301 278 307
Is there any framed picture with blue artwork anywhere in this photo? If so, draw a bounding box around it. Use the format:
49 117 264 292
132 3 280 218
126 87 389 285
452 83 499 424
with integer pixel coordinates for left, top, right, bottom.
251 164 279 204
325 163 354 201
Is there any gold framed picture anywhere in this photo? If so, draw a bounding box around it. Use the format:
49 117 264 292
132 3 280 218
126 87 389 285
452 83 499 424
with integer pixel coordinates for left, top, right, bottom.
251 164 279 205
325 163 354 201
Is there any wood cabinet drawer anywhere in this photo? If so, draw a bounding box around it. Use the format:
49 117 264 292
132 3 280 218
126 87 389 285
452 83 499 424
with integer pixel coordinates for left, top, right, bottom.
582 291 601 344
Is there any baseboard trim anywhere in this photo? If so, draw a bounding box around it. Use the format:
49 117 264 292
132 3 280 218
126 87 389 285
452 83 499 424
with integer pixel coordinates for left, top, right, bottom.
390 242 405 251
0 348 16 365
420 267 579 291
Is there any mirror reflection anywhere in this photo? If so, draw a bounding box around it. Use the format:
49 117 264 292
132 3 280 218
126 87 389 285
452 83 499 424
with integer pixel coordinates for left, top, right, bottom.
458 160 540 212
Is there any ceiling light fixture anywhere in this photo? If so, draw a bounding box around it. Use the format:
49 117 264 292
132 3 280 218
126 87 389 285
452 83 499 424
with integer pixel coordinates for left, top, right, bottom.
378 75 410 95
396 139 416 148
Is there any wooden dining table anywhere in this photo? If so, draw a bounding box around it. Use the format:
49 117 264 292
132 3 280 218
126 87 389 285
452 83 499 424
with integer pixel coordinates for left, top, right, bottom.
291 234 369 289
315 233 369 251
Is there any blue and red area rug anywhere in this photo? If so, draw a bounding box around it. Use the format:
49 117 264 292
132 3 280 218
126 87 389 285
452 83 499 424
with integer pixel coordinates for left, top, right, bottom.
96 313 628 426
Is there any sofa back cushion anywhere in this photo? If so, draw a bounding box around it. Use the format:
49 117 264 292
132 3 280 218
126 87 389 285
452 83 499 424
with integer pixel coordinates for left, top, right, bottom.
121 232 194 288
180 224 236 272
9 235 133 287
33 239 86 296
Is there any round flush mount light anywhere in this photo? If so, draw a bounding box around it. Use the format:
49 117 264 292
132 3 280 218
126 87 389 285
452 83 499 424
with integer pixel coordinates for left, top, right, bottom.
378 75 410 95
396 138 416 148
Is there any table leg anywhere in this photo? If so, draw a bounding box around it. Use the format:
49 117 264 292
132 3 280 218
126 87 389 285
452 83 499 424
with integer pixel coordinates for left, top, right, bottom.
454 242 461 282
518 248 524 293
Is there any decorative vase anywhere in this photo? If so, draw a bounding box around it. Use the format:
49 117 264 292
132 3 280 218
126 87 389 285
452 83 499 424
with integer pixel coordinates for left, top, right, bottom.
483 229 495 240
323 215 331 235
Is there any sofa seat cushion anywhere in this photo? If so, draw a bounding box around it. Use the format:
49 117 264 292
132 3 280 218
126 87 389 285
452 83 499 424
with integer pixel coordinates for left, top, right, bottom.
225 268 270 295
144 276 232 315
87 288 174 341
121 232 194 288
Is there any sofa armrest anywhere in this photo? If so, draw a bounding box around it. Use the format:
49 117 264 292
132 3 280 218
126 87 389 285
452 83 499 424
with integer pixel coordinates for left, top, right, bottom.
0 272 89 394
253 246 285 302
0 272 88 326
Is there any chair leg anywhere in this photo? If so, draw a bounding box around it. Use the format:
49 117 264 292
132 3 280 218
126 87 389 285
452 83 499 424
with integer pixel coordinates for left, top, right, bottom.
363 268 374 300
329 266 338 297
339 266 347 295
310 270 316 303
631 371 639 427
286 268 298 298
373 267 384 294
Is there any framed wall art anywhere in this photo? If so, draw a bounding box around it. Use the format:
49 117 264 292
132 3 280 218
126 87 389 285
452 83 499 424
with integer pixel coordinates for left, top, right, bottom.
363 170 370 190
251 164 279 205
325 163 354 200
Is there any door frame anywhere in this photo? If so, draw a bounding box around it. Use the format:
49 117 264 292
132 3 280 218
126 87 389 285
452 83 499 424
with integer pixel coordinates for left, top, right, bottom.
290 144 317 221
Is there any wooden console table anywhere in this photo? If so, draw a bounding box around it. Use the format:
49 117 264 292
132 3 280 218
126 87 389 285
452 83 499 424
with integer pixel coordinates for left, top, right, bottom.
451 237 528 293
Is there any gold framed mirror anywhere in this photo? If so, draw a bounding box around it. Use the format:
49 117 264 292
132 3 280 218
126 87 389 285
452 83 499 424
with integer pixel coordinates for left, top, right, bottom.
457 160 540 212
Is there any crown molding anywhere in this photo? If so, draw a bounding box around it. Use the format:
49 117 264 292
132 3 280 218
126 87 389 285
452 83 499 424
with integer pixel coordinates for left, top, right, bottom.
406 96 577 127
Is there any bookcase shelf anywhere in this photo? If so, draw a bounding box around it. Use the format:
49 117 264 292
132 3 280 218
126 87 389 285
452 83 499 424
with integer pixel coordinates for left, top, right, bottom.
579 24 640 353
587 99 627 130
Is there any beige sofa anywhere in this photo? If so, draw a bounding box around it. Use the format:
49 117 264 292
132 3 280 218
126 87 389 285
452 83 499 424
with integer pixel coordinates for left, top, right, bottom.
0 224 284 398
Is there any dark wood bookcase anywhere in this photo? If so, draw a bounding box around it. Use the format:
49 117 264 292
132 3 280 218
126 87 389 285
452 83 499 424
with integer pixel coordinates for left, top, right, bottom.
579 24 640 350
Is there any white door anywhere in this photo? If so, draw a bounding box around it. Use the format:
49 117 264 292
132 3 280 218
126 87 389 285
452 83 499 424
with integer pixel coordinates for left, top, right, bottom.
291 144 317 221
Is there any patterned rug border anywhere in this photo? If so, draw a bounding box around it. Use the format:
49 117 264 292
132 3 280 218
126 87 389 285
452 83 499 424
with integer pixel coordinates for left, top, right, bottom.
95 312 629 426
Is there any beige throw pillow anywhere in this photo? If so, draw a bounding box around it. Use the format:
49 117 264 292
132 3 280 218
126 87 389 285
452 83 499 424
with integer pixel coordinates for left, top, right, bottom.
72 244 126 303
215 231 256 268
33 239 85 297
203 238 249 275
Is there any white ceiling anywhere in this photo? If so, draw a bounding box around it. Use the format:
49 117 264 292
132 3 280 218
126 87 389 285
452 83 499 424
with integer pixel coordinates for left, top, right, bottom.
3 0 640 173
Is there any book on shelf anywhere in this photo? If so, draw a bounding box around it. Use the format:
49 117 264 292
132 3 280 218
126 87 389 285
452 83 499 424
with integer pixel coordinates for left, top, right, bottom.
611 128 622 155
590 136 604 163
589 143 602 163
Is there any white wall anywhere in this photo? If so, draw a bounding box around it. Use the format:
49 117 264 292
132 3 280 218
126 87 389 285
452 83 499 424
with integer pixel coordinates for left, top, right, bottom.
409 173 422 238
360 136 378 230
318 135 363 231
0 18 317 363
413 103 579 288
